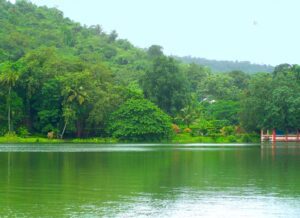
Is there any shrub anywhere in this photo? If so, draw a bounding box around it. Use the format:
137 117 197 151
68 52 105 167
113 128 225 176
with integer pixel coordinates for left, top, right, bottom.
183 128 192 133
227 135 237 143
172 124 180 134
17 126 29 137
221 126 236 136
107 99 172 142
0 127 7 136
241 134 259 143
191 119 230 136
4 131 17 138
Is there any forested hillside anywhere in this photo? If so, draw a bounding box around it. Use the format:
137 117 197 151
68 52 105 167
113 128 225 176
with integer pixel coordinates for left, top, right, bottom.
176 56 274 73
0 0 299 142
0 0 151 84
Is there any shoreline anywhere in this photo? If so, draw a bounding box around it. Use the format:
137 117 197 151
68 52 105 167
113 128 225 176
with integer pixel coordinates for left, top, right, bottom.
0 134 260 144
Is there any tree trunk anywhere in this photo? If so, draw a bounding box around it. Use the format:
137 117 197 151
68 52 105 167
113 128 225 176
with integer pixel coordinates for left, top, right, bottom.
61 119 68 139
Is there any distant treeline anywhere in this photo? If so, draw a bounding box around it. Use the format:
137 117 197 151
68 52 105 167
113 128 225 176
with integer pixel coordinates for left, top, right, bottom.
175 56 274 73
0 0 299 142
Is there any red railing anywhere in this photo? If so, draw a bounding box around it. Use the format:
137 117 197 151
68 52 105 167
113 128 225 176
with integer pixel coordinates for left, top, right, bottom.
261 130 300 142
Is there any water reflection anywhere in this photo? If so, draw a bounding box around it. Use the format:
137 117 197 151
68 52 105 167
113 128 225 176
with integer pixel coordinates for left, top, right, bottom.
0 143 259 152
0 144 300 217
261 142 300 156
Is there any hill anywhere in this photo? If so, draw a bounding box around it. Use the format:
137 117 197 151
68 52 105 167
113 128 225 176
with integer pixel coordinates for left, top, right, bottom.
0 0 151 84
175 56 274 73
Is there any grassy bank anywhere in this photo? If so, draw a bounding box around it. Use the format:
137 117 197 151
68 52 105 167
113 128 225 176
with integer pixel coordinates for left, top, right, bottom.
172 133 260 143
0 133 259 144
0 136 118 144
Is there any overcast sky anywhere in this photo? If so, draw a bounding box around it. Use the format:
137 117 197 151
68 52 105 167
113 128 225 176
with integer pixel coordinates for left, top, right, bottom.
9 0 300 65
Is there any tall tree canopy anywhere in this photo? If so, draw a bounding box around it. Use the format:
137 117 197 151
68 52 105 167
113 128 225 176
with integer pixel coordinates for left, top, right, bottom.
141 57 190 116
240 67 300 132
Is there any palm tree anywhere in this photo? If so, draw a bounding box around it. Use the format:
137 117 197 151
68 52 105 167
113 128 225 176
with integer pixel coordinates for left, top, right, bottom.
60 76 88 138
176 95 202 128
176 105 199 128
0 62 20 132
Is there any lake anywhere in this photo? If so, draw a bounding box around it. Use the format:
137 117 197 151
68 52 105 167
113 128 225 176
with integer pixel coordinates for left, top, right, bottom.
0 143 300 217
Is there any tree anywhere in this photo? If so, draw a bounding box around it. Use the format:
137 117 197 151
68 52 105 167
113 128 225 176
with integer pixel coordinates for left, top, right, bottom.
206 100 240 125
36 78 62 135
263 75 300 131
291 65 300 81
147 45 163 59
198 73 240 101
108 30 118 42
107 99 172 141
227 70 250 90
87 84 143 136
60 106 75 139
185 63 210 92
141 57 190 116
273 64 300 81
17 47 62 131
175 95 202 128
273 63 291 77
240 73 272 132
240 70 300 132
60 71 90 138
0 62 20 132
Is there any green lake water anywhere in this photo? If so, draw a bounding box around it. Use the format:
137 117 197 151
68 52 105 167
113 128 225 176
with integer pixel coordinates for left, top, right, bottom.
0 143 300 217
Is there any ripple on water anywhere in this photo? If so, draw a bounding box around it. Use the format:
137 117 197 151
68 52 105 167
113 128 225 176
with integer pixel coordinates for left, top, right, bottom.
64 190 300 218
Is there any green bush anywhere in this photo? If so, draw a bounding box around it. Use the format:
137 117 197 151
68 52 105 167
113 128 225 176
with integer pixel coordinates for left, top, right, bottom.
4 131 17 138
221 126 236 136
241 134 259 143
107 99 172 142
17 126 30 137
191 119 230 136
227 135 237 143
0 127 7 136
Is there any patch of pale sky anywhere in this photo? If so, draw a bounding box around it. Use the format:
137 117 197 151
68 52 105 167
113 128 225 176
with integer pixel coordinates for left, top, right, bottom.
8 0 300 65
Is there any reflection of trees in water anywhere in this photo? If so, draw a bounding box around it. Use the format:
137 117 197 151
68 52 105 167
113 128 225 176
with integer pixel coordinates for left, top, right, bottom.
7 153 10 184
1 146 300 215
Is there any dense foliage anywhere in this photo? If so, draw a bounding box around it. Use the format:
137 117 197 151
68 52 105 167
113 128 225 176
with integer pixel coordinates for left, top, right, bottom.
141 56 190 116
108 99 172 141
0 1 299 141
240 65 300 132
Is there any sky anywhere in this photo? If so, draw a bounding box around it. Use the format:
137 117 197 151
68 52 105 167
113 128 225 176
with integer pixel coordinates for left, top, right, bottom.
8 0 300 65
